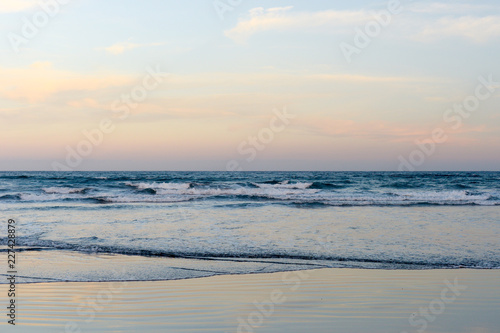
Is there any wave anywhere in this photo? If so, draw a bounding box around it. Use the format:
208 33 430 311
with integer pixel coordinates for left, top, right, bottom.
310 182 348 189
252 181 313 189
2 237 498 269
137 188 157 195
126 182 192 191
0 175 31 179
451 184 473 189
84 197 115 204
381 181 423 189
42 187 90 194
2 171 499 206
7 187 500 206
0 194 21 201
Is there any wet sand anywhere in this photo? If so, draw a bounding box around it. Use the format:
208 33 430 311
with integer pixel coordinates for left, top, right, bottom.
1 268 499 332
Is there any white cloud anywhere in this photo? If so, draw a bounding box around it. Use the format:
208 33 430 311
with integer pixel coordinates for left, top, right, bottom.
409 2 497 14
103 41 164 55
0 0 38 13
415 16 500 43
225 6 373 43
225 6 500 44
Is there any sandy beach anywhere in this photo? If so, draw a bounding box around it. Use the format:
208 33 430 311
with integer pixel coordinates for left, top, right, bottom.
1 268 498 332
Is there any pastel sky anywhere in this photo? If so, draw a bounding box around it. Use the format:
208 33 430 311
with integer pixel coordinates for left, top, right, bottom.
1 0 499 171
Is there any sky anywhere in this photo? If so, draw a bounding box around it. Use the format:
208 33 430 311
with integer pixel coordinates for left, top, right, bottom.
0 0 499 171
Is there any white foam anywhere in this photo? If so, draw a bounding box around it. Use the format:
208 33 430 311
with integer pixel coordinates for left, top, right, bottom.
253 181 313 189
42 187 87 194
21 193 65 201
129 182 191 191
18 186 500 206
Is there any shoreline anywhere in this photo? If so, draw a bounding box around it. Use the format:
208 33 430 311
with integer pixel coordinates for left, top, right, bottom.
2 265 499 286
5 248 499 285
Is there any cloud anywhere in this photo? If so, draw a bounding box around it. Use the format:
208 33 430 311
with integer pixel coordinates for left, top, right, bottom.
52 70 433 123
0 62 134 102
225 6 372 43
226 6 500 44
409 2 498 14
306 74 430 83
298 116 430 140
0 0 38 13
103 41 164 55
414 15 500 43
298 116 491 144
66 98 107 110
64 96 235 119
460 327 500 333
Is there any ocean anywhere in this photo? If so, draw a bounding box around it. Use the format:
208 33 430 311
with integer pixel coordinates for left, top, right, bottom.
1 171 499 283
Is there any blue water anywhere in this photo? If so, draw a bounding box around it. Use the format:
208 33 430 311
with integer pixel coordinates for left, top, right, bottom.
1 171 499 206
1 171 499 282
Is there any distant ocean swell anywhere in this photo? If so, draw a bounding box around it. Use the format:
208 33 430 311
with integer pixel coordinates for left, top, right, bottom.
0 181 500 206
